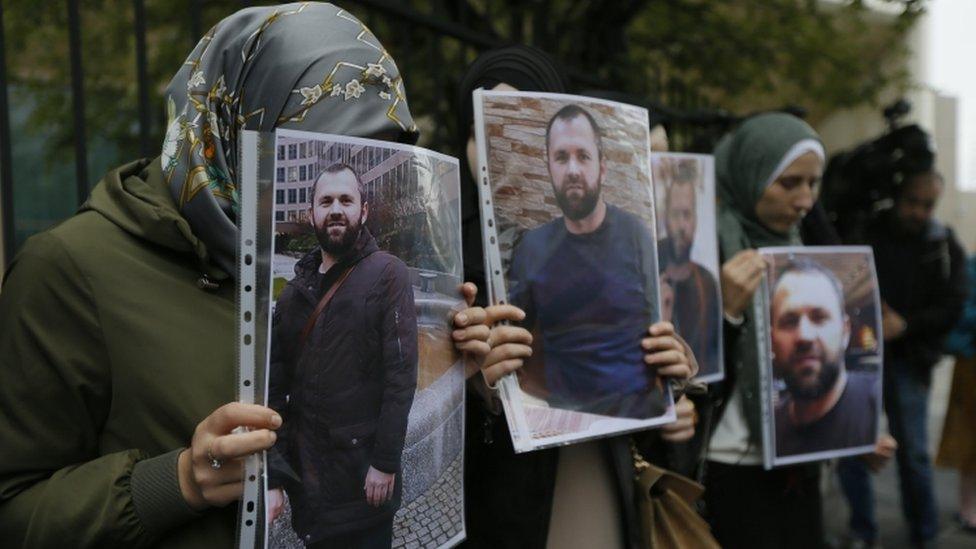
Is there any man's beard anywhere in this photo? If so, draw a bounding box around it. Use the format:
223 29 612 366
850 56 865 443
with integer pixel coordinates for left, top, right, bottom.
781 348 842 401
554 175 601 221
314 213 361 257
668 235 692 264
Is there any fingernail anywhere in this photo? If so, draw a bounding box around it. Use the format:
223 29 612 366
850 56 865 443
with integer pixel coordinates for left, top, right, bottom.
457 313 467 325
270 414 282 427
452 330 464 339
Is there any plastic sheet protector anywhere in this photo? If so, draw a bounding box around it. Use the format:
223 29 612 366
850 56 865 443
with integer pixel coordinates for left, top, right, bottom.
651 152 724 384
473 90 676 453
754 246 883 469
237 129 466 548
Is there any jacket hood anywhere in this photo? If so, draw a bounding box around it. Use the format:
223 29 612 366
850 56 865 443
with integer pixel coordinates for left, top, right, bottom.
81 157 227 279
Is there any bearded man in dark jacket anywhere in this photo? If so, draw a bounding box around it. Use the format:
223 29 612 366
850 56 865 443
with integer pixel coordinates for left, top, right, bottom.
267 162 418 548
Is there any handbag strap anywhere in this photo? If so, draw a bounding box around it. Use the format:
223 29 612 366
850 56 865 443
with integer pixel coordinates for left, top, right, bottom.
630 439 655 476
299 263 358 347
631 439 704 504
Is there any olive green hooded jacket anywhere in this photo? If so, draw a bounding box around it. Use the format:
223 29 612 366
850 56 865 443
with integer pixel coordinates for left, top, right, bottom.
0 158 238 548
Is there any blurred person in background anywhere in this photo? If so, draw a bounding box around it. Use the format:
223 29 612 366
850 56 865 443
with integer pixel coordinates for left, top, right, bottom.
936 253 976 534
837 170 967 548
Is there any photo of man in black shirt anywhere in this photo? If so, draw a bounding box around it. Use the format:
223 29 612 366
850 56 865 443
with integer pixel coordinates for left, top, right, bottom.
771 257 879 458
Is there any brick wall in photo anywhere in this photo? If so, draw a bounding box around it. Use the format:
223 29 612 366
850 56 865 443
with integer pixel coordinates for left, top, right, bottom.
481 94 656 268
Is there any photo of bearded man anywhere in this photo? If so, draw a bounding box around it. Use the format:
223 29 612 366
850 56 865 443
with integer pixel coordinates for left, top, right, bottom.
506 104 665 419
267 161 418 548
769 256 880 459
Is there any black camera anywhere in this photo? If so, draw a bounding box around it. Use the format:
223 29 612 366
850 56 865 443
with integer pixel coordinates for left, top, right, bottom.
819 99 935 241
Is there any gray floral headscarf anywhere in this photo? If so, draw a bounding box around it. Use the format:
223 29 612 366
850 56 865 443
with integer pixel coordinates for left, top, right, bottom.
161 2 417 275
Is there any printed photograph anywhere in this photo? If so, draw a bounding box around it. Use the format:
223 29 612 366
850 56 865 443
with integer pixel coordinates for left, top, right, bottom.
475 90 675 451
652 153 723 383
760 247 883 467
264 130 465 548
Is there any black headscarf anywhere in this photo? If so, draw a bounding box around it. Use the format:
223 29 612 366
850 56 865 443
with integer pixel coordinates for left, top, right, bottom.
455 45 569 302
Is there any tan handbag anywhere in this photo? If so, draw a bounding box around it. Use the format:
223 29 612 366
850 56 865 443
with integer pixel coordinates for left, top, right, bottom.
631 442 721 549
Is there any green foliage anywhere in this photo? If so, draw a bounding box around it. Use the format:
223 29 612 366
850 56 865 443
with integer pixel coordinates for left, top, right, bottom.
5 0 240 176
3 0 927 166
286 234 317 255
272 276 287 301
273 232 317 256
328 0 927 147
623 0 926 121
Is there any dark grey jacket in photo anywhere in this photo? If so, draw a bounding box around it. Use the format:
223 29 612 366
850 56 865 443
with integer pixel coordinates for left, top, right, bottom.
268 228 418 542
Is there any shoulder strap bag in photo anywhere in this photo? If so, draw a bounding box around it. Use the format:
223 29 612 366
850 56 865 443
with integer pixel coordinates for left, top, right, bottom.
299 262 360 346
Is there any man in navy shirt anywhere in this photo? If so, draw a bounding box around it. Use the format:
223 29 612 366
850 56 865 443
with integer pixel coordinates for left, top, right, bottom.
508 104 664 419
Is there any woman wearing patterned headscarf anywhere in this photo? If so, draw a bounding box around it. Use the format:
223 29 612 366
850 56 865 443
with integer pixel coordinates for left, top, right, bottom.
162 2 417 277
0 4 494 547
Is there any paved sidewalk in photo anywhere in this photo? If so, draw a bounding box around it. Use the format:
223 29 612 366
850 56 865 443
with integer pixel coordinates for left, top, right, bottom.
392 455 464 548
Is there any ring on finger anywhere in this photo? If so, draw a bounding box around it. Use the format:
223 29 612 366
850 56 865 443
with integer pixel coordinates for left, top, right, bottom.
207 443 223 470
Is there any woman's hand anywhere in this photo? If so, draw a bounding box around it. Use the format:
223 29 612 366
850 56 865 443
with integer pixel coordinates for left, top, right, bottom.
642 321 696 382
881 302 907 342
452 283 534 386
661 395 697 443
660 278 675 324
863 433 898 472
720 249 767 318
178 403 281 511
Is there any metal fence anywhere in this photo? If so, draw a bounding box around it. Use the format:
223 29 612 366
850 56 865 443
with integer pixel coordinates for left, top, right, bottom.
0 1 12 267
0 0 740 268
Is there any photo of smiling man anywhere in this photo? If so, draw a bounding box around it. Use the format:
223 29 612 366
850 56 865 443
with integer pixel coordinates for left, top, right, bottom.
761 248 883 464
263 132 466 548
